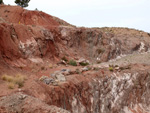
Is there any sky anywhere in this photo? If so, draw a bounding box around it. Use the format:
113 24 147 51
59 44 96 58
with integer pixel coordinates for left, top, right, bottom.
4 0 150 33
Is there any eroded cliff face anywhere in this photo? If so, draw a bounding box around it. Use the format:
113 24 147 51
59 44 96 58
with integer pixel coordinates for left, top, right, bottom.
0 5 150 113
20 64 149 113
59 27 150 62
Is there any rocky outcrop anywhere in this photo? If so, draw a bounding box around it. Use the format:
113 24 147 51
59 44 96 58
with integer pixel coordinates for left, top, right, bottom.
0 5 72 65
59 27 150 62
0 19 60 65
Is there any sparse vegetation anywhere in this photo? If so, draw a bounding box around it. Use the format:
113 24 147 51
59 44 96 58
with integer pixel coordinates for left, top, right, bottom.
8 82 15 89
75 68 81 74
114 65 119 67
68 60 77 66
96 48 105 54
41 66 45 70
2 75 13 82
1 74 26 89
32 25 36 27
49 64 53 69
97 61 102 64
79 62 89 66
93 67 100 71
14 74 26 88
87 66 92 71
35 8 38 11
109 67 114 71
61 56 68 62
120 65 131 70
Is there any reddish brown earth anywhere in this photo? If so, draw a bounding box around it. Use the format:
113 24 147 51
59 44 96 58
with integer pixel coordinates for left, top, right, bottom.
0 5 150 113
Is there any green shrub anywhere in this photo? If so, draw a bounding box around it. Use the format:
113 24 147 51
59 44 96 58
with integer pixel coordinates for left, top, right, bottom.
61 56 68 62
68 60 77 66
109 67 114 71
87 66 92 70
79 62 89 66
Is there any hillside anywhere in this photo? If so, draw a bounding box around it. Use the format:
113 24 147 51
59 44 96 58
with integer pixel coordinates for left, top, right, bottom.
0 5 150 113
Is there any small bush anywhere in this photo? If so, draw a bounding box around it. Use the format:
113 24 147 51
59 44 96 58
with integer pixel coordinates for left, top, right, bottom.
1 75 13 82
96 48 105 54
114 65 119 67
79 62 89 66
87 66 92 70
14 74 26 88
109 67 114 71
35 8 38 11
97 61 101 64
49 64 53 69
1 75 7 81
68 60 77 66
17 81 24 88
120 66 131 70
61 56 68 62
8 83 15 89
41 66 45 70
76 68 81 74
32 25 36 27
93 67 100 71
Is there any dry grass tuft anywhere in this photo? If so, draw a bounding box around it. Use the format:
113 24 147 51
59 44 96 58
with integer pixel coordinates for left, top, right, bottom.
7 82 15 89
1 74 26 88
1 74 14 82
14 74 26 88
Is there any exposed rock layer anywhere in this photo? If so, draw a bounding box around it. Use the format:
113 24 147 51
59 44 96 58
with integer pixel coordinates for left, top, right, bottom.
22 64 150 113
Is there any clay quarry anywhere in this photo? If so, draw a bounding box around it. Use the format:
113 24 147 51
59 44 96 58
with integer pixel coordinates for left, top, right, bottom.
0 5 150 113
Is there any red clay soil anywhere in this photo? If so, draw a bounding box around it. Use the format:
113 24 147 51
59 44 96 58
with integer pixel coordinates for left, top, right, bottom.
0 5 59 26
